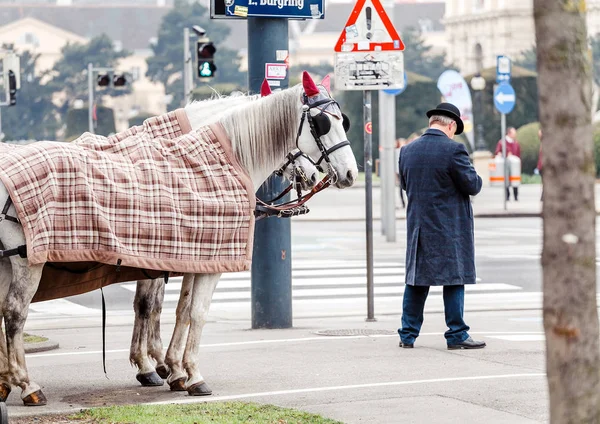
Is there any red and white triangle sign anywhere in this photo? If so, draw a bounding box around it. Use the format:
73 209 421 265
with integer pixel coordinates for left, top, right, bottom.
334 0 405 53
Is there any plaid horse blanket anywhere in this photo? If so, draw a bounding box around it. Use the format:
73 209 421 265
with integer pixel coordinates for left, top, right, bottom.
0 110 255 302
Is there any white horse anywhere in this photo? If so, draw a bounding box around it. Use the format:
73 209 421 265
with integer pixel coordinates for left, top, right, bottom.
0 71 357 405
130 82 323 387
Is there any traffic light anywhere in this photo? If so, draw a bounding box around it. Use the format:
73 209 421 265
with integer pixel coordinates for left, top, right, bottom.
197 41 217 78
113 74 127 87
97 73 110 87
7 70 16 106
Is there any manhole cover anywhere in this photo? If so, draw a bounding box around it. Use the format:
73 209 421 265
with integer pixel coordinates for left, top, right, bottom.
314 329 397 336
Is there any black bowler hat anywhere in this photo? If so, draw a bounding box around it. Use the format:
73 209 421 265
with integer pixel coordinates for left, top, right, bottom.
426 102 464 135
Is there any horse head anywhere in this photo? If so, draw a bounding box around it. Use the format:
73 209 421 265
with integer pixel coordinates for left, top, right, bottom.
296 71 358 189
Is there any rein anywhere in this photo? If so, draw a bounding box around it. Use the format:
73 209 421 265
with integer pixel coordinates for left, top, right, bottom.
255 174 331 221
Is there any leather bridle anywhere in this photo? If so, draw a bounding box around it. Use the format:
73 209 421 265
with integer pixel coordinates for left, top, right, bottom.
254 93 351 221
296 95 351 179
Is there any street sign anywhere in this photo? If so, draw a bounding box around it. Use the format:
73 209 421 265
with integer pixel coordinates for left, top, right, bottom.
225 0 325 19
494 82 516 115
496 55 511 84
334 0 405 53
382 72 407 95
335 51 404 91
333 0 404 91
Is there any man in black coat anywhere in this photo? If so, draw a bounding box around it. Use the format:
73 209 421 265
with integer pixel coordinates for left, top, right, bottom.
397 102 486 350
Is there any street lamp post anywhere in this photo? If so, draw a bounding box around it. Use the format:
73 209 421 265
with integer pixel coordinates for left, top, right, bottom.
470 73 487 151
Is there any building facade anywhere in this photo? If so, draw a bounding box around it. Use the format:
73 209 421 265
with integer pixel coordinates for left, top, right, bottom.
444 0 600 74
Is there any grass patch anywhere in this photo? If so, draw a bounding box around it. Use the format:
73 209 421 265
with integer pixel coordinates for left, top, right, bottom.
73 402 344 424
521 174 542 185
23 333 48 344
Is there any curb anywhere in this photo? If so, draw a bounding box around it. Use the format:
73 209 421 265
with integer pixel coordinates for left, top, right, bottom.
25 339 59 354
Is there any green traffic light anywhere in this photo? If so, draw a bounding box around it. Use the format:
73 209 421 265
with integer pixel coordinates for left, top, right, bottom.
200 62 213 77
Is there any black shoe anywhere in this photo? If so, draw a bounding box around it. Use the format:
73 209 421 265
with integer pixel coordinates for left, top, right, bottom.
447 337 486 350
399 341 414 349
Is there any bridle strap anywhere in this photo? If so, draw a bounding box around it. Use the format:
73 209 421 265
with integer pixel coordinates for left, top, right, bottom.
255 175 332 221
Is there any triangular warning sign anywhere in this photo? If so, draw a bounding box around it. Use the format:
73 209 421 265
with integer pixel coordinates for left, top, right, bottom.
334 0 405 53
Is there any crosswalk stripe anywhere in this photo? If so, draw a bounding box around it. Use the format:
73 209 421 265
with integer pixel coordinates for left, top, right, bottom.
162 283 522 303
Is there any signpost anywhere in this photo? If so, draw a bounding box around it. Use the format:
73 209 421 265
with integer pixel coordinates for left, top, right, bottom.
225 0 325 18
494 55 516 211
334 0 404 321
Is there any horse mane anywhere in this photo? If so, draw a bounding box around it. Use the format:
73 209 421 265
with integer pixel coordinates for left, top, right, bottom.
184 92 261 131
219 84 303 174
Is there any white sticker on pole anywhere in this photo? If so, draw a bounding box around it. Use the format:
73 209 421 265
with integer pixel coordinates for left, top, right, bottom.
265 63 287 80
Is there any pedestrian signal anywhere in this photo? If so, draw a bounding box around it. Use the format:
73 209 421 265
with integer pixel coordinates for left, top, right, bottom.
197 41 217 78
113 74 127 87
97 74 110 87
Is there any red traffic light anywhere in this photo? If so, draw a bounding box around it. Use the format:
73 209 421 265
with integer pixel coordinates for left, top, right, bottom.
198 42 216 58
97 74 110 87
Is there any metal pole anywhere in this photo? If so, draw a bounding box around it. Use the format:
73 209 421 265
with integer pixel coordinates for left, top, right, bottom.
183 27 191 105
378 92 387 236
87 62 94 134
383 93 396 242
249 17 292 329
364 90 375 322
501 113 507 211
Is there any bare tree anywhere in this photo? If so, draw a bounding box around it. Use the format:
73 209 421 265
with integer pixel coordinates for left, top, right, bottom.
534 1 599 422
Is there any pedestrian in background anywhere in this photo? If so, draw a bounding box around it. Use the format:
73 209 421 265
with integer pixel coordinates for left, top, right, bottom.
536 129 543 201
494 127 521 201
397 102 486 350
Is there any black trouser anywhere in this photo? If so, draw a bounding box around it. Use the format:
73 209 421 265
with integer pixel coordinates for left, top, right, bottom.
506 186 518 201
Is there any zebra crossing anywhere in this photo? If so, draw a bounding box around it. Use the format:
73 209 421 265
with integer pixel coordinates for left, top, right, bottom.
116 259 523 306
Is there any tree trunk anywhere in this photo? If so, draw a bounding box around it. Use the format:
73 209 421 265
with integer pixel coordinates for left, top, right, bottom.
534 1 600 422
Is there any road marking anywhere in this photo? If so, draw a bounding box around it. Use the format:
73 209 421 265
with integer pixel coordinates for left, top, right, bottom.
27 331 546 359
487 335 545 341
148 373 545 405
28 299 96 316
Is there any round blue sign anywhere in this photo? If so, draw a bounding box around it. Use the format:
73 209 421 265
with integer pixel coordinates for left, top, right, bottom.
383 72 408 96
493 83 516 115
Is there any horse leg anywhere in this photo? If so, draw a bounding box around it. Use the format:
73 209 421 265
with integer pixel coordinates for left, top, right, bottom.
147 281 169 379
164 273 194 391
130 279 163 386
0 246 12 401
183 273 221 396
4 256 44 406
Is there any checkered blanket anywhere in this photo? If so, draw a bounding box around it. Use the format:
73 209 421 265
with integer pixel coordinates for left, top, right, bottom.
0 110 255 279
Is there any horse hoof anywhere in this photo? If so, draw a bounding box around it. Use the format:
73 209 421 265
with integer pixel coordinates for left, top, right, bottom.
0 383 11 402
23 389 47 406
136 371 164 387
156 364 170 379
187 382 212 396
169 377 187 392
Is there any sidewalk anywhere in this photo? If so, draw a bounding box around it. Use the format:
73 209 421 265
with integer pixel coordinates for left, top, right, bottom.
13 310 548 423
296 183 553 221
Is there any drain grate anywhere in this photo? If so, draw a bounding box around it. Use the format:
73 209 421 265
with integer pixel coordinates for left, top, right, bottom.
314 329 397 337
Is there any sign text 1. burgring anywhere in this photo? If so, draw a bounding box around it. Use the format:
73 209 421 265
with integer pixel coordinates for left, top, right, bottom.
225 0 324 18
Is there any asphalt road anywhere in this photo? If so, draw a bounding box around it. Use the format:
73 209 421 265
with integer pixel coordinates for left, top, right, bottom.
44 217 544 315
6 216 575 422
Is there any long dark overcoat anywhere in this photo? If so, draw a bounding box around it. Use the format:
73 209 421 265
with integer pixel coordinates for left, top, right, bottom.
399 129 482 286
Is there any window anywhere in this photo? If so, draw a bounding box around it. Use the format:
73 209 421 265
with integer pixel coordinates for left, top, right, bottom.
19 32 40 47
474 0 486 11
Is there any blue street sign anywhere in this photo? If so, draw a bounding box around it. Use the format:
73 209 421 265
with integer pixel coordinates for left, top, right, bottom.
496 55 511 84
494 82 516 115
225 0 325 18
383 72 408 95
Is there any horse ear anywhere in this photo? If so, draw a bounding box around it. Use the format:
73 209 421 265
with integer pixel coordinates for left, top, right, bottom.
321 74 331 92
302 71 320 97
260 79 272 97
